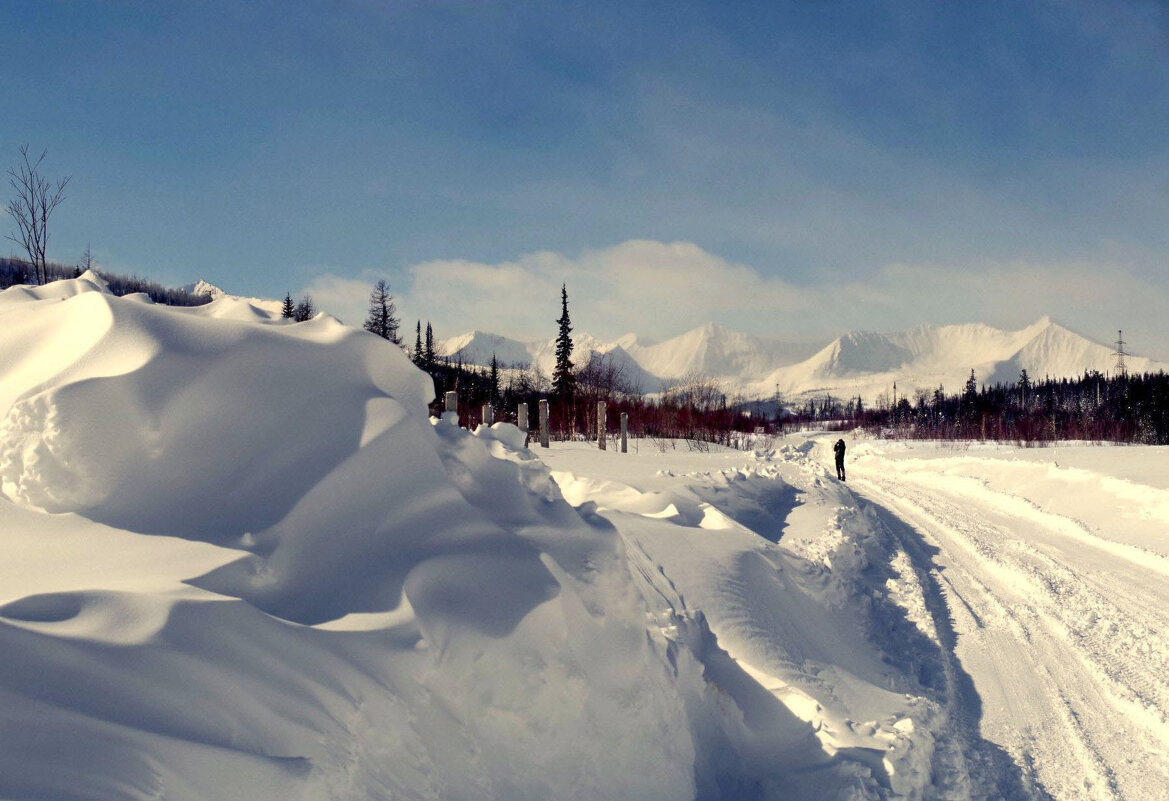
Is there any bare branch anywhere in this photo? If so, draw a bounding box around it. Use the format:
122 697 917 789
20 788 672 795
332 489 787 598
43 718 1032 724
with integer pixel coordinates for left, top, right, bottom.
5 144 70 284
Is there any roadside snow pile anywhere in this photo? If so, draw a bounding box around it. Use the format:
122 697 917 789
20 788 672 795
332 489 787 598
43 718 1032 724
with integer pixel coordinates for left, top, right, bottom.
541 442 965 799
0 274 710 799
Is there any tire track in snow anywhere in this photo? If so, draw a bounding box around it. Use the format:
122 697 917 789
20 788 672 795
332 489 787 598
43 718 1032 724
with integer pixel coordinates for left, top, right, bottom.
854 488 1048 800
852 467 1169 801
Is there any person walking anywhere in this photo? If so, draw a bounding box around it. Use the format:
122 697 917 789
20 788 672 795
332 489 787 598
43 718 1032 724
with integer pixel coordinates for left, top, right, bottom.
833 438 846 481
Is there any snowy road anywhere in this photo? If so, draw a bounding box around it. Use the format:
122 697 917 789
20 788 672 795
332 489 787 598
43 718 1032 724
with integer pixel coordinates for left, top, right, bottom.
848 442 1169 800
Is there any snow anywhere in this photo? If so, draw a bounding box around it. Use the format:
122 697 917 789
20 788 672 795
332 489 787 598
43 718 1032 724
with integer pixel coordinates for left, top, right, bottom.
181 279 286 316
0 275 698 800
3 273 1168 799
441 317 1166 404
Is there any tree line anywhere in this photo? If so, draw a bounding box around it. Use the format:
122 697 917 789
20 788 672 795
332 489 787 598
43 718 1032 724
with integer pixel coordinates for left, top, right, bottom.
799 368 1169 445
0 256 214 306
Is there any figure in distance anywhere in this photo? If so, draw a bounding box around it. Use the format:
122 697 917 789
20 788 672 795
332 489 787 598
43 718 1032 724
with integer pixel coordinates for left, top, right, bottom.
833 438 846 481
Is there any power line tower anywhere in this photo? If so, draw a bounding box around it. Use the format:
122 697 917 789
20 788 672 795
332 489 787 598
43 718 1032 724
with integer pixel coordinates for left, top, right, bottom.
1113 330 1128 377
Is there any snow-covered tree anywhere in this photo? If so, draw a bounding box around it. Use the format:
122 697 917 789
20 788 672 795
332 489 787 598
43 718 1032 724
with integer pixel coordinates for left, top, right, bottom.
362 279 401 344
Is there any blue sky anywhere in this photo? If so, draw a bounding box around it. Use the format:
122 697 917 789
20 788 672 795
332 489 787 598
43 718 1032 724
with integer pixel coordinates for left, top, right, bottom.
4 1 1169 352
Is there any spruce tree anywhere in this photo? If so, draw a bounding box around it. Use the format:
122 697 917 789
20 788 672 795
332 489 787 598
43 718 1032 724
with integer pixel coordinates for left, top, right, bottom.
293 294 315 322
490 352 500 405
552 284 575 402
424 322 436 371
362 279 401 343
412 320 424 367
281 292 295 319
964 369 978 399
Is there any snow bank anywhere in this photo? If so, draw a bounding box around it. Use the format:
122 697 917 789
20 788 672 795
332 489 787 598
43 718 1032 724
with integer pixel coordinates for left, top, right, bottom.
0 276 706 800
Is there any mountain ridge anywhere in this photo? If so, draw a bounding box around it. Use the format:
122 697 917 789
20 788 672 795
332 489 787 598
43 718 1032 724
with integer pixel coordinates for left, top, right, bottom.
438 317 1167 402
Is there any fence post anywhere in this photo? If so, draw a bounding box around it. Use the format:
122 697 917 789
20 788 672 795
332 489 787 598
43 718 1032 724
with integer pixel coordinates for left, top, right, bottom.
517 402 528 432
539 399 550 448
482 403 494 426
621 412 628 453
597 401 607 450
444 391 458 424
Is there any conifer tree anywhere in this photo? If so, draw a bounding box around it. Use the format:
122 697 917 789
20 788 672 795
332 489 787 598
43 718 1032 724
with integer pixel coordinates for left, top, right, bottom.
552 284 575 402
362 279 401 343
490 352 500 405
424 322 436 371
412 320 424 367
964 369 978 399
281 292 295 319
293 294 315 322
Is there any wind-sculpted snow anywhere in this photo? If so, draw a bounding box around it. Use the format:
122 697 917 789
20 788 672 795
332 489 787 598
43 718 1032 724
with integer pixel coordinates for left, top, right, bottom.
0 275 702 800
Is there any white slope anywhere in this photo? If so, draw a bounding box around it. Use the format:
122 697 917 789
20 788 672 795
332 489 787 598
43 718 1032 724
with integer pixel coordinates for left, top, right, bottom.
753 317 1167 402
182 278 285 316
435 329 536 368
621 322 821 385
441 318 1162 403
0 274 703 800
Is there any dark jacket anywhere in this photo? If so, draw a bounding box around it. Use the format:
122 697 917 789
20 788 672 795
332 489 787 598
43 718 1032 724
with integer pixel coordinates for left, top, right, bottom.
833 439 846 460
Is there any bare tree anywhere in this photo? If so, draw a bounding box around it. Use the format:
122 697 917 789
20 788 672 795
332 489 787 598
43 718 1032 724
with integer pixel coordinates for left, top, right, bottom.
576 351 638 401
663 371 723 413
6 145 70 285
77 243 94 276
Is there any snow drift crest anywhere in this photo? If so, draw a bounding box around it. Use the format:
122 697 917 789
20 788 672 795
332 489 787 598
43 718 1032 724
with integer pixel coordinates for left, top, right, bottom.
0 275 708 799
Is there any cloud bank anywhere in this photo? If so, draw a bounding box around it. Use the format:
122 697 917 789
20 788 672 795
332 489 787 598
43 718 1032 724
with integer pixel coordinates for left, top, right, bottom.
304 239 1169 360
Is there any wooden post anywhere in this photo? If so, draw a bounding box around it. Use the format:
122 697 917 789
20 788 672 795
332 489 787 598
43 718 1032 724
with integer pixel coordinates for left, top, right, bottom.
620 412 628 453
517 402 528 432
597 401 607 450
482 404 494 426
539 399 550 448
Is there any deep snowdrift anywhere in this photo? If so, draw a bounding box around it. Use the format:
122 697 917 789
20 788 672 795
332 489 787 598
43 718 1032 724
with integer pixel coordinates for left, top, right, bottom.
0 275 704 799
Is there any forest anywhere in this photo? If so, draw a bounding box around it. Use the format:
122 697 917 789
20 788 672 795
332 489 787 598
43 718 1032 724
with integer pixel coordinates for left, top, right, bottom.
795 368 1169 445
0 257 213 306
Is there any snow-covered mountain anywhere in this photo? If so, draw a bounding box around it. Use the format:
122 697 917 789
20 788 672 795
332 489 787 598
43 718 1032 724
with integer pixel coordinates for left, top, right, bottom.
441 317 1165 402
438 324 823 394
181 279 285 315
755 316 1165 402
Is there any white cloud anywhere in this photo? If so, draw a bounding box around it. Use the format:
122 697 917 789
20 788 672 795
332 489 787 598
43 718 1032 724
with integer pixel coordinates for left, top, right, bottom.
300 273 373 329
834 258 1169 358
396 240 818 342
301 240 1169 360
